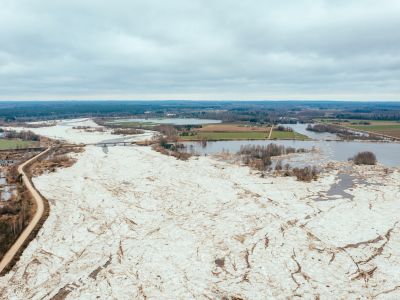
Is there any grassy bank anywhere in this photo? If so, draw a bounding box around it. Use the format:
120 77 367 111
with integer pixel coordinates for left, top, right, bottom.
270 131 309 140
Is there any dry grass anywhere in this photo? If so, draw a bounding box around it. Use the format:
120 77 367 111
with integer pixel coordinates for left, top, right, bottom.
152 144 192 161
73 126 105 133
291 166 320 182
152 137 192 161
368 129 400 138
274 163 320 182
238 144 305 171
29 147 84 176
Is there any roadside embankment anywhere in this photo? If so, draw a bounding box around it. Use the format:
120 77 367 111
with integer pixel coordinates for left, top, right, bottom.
0 148 51 276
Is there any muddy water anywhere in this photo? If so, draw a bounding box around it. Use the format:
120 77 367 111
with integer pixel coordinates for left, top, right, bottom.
182 140 400 167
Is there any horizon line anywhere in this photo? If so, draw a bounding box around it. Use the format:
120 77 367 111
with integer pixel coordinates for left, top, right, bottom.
1 99 400 103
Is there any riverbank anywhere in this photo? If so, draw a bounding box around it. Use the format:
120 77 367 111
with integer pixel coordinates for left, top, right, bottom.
0 119 399 298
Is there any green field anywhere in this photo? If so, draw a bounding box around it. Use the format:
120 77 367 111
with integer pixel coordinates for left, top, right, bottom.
317 118 400 139
347 124 400 138
180 130 309 141
0 139 36 150
179 131 268 140
270 131 309 140
348 125 400 131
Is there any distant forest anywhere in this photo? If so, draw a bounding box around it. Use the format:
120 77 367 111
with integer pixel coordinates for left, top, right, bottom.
1 100 400 122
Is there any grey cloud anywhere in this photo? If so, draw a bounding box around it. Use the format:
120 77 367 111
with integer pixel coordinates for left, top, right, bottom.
0 0 399 100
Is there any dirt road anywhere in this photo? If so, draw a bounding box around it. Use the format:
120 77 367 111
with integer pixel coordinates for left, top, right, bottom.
0 147 51 275
268 125 273 139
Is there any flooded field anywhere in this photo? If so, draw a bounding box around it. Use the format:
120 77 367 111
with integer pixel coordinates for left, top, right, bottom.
183 139 400 167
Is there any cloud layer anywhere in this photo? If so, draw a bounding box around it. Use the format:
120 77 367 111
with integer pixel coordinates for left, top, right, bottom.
1 0 400 100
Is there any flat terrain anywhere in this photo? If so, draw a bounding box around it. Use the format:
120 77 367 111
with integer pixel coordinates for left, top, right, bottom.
0 139 36 150
320 119 400 138
181 124 310 141
348 125 400 138
270 130 309 140
197 124 270 132
180 131 269 140
0 119 399 299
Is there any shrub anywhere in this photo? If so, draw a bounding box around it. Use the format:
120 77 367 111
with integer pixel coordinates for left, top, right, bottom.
158 137 168 148
352 151 377 165
237 144 309 171
275 125 293 132
292 166 320 182
152 137 192 161
111 128 144 135
50 155 70 163
4 130 40 141
286 147 296 154
275 160 283 171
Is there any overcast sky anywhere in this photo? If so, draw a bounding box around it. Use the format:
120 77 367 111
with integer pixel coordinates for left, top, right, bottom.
1 0 400 101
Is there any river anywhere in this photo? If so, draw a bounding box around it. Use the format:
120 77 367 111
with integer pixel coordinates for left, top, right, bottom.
182 139 400 167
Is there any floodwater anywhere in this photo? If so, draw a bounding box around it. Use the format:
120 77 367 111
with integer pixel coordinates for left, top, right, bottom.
182 140 400 167
326 173 355 200
281 123 339 140
111 118 222 125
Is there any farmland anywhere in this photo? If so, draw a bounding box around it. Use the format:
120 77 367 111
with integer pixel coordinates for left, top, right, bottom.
319 119 400 139
347 124 400 138
270 130 309 140
179 123 271 140
179 131 268 140
179 130 309 141
196 124 269 133
0 139 36 150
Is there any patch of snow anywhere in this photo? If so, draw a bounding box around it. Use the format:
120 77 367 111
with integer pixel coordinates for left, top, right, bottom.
1 118 154 144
